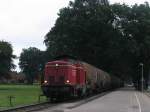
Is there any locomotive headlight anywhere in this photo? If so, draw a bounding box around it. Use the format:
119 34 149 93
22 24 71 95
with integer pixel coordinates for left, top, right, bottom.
44 80 48 83
66 80 70 83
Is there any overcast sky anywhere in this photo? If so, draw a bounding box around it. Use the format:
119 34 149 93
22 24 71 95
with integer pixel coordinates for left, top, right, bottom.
0 0 148 71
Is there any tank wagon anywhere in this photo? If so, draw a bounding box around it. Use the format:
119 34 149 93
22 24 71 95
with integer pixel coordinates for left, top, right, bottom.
41 56 123 100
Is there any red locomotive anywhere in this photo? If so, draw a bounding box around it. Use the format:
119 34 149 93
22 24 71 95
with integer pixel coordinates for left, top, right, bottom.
41 56 123 100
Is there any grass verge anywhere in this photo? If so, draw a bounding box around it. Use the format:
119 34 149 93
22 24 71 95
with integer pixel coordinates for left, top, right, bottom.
0 84 47 110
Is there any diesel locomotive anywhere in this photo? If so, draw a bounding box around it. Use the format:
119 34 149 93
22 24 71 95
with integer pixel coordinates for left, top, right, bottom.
41 56 123 100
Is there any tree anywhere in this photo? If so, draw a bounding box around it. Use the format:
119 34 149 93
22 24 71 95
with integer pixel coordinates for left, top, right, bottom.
19 47 45 84
45 0 119 62
0 41 16 78
111 2 150 90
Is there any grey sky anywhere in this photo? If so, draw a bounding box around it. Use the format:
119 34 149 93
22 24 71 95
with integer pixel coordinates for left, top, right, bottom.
0 0 148 71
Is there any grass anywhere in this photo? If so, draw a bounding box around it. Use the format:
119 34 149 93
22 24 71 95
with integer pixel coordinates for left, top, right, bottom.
0 84 47 110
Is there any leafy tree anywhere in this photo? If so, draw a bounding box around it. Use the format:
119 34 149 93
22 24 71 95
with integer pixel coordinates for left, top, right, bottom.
45 0 119 63
111 2 150 90
0 41 16 78
19 47 45 84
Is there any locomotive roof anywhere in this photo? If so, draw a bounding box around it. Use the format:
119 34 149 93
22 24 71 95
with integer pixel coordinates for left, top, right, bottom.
46 58 84 68
47 60 73 65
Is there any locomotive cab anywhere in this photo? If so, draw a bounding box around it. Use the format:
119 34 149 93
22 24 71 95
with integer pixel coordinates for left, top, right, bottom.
42 59 86 99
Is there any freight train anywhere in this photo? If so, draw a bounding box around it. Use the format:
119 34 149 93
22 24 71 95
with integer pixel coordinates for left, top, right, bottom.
41 56 123 100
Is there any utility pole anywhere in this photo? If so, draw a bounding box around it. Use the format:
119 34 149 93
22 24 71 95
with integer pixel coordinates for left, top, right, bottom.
140 63 144 93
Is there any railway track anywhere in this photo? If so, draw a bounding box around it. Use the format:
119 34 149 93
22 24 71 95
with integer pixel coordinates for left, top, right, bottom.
0 90 114 112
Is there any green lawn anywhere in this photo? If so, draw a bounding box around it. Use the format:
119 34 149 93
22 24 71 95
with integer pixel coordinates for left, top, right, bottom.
0 84 47 110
